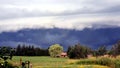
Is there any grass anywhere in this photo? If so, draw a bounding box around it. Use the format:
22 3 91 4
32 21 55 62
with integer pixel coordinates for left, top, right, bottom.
9 56 111 68
12 56 68 68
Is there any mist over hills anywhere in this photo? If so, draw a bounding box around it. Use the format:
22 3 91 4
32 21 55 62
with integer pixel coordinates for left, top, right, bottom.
0 27 120 50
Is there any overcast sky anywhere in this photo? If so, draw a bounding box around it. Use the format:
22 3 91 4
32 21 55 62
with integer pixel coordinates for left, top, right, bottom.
0 0 120 33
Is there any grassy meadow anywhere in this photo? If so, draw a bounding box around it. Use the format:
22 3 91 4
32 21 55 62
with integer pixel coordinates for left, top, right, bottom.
10 56 110 68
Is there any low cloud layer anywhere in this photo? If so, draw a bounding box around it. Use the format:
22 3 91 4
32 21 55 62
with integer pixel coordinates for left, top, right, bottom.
0 15 120 33
0 0 120 33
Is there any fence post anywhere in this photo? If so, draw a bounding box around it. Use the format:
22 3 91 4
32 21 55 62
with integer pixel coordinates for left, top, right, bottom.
30 64 32 68
20 58 22 65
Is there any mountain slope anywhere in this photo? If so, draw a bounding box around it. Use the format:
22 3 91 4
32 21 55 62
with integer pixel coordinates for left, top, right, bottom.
0 27 120 50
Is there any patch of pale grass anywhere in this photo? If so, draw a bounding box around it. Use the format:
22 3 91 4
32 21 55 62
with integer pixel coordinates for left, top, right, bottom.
88 56 96 60
66 59 80 64
34 65 110 68
79 65 110 68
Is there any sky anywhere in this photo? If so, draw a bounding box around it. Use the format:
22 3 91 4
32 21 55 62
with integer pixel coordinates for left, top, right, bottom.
0 0 120 33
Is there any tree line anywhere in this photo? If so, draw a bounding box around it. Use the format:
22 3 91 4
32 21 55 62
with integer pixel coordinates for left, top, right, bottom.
0 44 49 56
1 40 120 59
67 40 120 59
15 44 49 56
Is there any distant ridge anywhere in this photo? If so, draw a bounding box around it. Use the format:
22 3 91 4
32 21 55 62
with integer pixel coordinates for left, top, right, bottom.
0 27 120 50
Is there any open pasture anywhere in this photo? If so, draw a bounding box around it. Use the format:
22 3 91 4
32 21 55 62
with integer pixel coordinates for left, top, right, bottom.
11 56 110 68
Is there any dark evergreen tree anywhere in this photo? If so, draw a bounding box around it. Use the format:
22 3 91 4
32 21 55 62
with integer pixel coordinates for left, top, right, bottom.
16 44 21 56
15 44 49 56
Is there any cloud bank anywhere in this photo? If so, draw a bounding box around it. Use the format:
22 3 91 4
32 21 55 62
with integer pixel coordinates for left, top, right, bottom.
0 0 120 33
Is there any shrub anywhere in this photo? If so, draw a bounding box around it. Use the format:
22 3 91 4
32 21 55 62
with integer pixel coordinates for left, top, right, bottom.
76 59 96 65
96 57 112 66
75 57 114 67
0 59 19 68
114 59 120 68
114 61 120 68
0 62 18 68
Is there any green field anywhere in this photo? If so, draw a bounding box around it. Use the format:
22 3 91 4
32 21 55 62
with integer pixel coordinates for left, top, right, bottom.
12 56 68 68
10 56 110 68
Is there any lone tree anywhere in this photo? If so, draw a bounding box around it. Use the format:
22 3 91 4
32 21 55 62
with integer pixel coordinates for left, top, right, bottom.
67 43 91 59
49 44 63 57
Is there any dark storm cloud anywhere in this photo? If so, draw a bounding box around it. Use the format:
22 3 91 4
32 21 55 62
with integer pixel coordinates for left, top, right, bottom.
0 0 120 19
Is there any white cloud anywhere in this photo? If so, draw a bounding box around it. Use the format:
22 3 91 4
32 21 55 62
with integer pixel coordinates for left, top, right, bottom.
0 14 120 33
0 0 120 33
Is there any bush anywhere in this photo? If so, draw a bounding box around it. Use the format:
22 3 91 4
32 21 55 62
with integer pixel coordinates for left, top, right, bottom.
75 57 114 67
76 59 96 65
96 57 112 66
114 59 120 68
114 61 120 68
0 61 19 68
